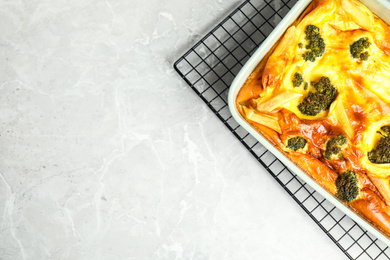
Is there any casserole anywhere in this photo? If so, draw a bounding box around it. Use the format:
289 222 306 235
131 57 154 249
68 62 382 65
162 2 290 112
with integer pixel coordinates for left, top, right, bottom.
228 0 390 246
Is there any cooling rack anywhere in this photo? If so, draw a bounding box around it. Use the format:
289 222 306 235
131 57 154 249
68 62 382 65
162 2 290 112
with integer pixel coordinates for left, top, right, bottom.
173 0 390 259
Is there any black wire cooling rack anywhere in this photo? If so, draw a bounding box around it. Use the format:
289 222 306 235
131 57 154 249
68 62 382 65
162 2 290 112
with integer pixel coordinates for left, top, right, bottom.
173 0 390 259
174 0 390 260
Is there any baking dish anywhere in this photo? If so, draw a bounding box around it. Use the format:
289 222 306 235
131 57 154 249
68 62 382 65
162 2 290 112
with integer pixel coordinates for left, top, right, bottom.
228 0 390 247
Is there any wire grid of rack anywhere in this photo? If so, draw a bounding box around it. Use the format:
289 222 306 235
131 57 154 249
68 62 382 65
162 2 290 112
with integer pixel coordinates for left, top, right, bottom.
173 0 390 259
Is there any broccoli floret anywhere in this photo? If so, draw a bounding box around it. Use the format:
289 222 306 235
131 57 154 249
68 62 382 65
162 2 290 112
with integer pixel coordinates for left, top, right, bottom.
292 72 304 87
298 92 325 116
298 77 338 116
381 126 390 135
324 135 347 160
360 51 369 61
336 170 359 203
368 126 390 164
350 37 371 61
304 82 308 90
302 25 325 62
286 136 307 151
298 43 303 49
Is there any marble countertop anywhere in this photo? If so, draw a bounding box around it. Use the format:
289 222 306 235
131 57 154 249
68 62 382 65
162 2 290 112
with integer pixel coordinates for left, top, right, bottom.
0 0 348 259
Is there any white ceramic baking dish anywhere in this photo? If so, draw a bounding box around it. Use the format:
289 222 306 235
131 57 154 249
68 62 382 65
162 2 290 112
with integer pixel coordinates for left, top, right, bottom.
228 0 390 247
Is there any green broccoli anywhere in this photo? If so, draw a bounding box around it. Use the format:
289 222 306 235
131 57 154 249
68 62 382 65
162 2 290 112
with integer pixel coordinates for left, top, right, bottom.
368 125 390 164
304 82 308 90
359 51 369 61
298 77 338 116
302 25 325 62
298 43 303 49
324 135 347 160
381 126 390 135
292 72 304 87
335 170 359 203
286 136 307 151
350 37 371 61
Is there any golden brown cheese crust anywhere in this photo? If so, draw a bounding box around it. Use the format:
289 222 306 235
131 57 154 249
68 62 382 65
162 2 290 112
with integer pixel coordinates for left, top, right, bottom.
236 0 390 237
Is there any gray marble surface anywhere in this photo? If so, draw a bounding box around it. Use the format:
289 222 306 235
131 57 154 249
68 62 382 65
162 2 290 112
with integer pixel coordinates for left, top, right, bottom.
0 0 348 259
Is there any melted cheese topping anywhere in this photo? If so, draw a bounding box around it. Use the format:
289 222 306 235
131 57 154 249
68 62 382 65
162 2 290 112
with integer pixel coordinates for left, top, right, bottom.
237 0 390 236
238 0 390 178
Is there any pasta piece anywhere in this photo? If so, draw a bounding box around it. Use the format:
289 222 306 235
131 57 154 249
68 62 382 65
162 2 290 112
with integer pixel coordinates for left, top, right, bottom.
257 90 303 112
329 99 354 139
242 106 281 134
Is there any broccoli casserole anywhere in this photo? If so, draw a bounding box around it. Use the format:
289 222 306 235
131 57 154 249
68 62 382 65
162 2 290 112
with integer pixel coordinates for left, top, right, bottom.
236 0 390 236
